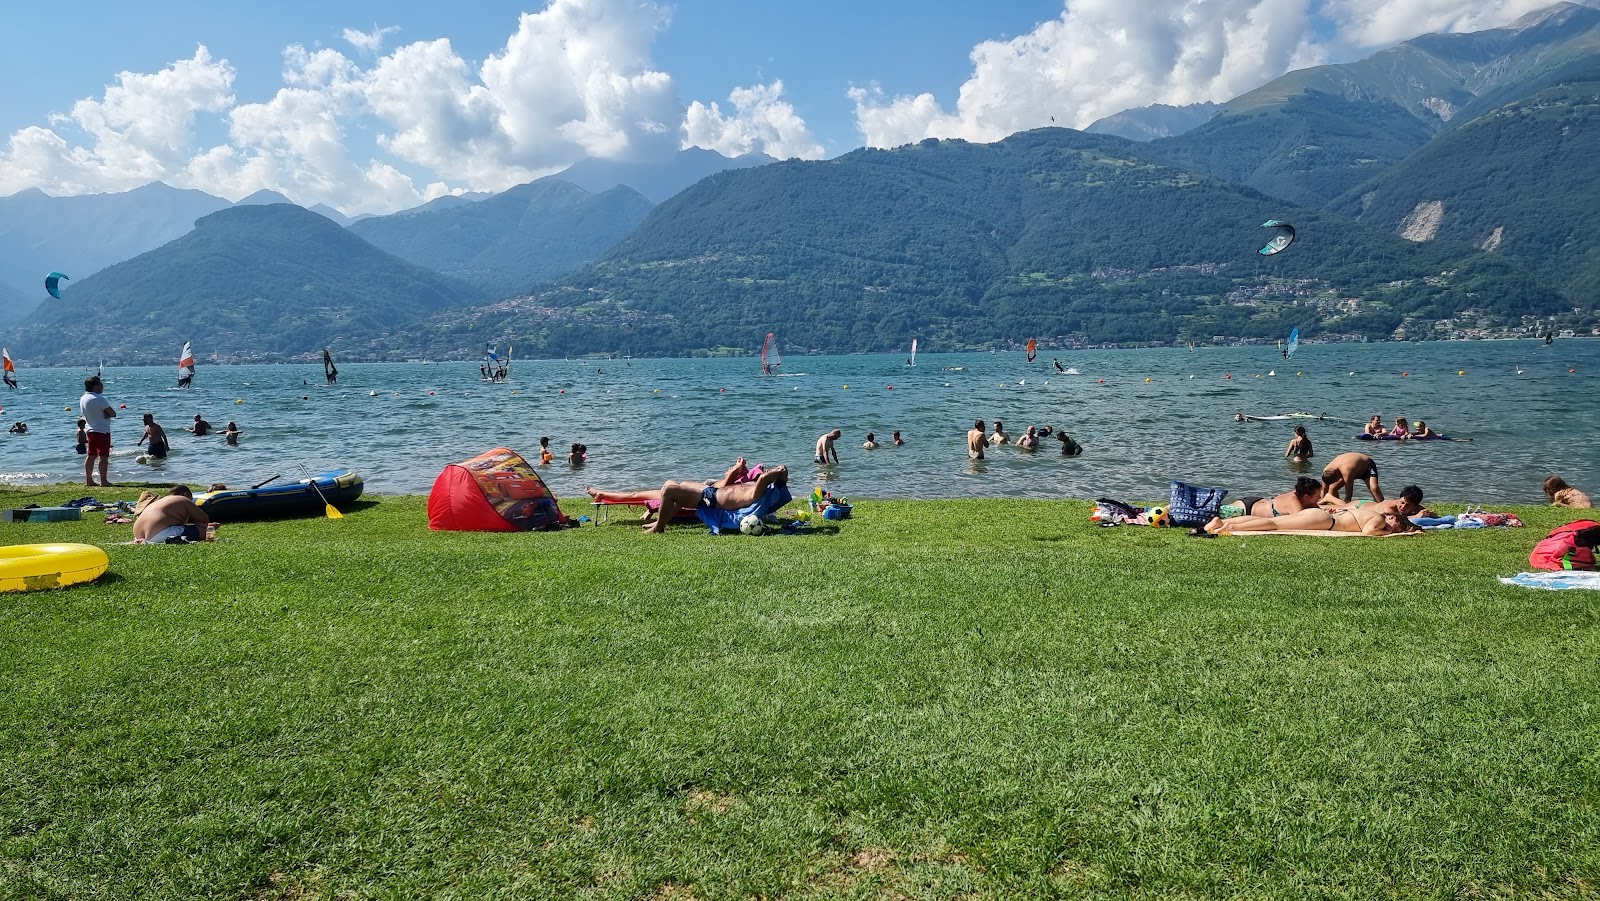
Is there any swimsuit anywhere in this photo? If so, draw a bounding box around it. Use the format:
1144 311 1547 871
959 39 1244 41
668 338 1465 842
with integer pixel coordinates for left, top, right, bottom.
699 485 718 508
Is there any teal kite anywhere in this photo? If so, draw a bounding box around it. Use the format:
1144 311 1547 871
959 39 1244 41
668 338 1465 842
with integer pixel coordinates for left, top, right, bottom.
44 272 69 299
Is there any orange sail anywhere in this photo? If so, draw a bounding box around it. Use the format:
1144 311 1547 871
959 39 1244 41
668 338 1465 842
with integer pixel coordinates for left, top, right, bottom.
1026 338 1037 362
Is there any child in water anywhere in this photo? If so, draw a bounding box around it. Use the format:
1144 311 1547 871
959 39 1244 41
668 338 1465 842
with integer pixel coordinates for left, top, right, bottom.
567 443 587 466
222 422 241 446
539 436 553 465
75 418 87 455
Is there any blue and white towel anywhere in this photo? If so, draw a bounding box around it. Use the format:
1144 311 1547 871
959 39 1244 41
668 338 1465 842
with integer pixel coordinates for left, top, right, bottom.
1499 571 1600 591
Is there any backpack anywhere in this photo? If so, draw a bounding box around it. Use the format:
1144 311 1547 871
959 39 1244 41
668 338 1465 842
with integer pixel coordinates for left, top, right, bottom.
1528 520 1600 571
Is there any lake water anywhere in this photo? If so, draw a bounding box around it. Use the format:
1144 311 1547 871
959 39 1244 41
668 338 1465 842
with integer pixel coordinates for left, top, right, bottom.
2 339 1595 505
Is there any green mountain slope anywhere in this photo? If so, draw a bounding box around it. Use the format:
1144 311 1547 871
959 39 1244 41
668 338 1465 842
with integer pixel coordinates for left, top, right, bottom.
4 204 482 363
1151 2 1600 205
348 181 654 299
400 128 1567 359
0 182 232 319
1332 72 1600 299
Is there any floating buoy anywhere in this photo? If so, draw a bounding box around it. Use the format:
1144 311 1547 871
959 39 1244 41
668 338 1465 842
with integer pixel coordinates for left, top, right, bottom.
720 388 726 393
118 404 127 409
236 398 243 404
302 395 308 400
1225 374 1232 380
1098 379 1104 384
843 385 849 390
368 390 377 396
653 389 659 394
1255 374 1262 379
1297 371 1302 377
1402 372 1408 377
1145 377 1151 383
1189 374 1195 379
560 389 565 394
1349 372 1355 376
1570 368 1577 373
1458 370 1464 376
1268 370 1276 376
64 406 71 411
886 385 893 390
429 391 435 395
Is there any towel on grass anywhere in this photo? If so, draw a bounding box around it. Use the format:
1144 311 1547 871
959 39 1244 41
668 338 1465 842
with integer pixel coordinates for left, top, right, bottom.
1499 572 1600 591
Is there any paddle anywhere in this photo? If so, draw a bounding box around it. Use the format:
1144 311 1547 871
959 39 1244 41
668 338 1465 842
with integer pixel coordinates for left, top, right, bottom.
297 465 344 519
250 474 280 490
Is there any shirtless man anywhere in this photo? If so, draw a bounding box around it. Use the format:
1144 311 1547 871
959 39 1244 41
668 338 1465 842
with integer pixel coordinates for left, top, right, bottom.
814 429 841 464
187 414 212 437
133 485 210 543
587 458 758 506
967 420 986 460
1017 426 1040 450
1321 451 1383 503
1363 415 1384 437
1207 504 1409 536
636 465 790 534
137 413 171 459
1358 485 1428 519
989 421 1009 445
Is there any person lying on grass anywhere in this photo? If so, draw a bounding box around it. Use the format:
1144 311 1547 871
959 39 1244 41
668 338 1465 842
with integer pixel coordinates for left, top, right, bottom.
586 461 790 533
1205 504 1412 536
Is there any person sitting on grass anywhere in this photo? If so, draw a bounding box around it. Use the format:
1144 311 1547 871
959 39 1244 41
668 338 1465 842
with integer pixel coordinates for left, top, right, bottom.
1206 504 1411 536
587 462 790 534
1543 475 1592 508
132 485 210 544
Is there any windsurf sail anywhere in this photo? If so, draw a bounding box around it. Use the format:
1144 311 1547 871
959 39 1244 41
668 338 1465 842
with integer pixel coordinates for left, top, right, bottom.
1026 338 1037 363
44 272 69 299
1285 328 1300 360
1258 220 1296 256
908 338 918 367
2 347 15 389
761 333 781 375
323 348 338 384
177 341 195 387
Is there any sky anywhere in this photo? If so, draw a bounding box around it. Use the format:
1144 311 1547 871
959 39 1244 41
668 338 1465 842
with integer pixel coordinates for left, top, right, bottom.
0 0 1558 214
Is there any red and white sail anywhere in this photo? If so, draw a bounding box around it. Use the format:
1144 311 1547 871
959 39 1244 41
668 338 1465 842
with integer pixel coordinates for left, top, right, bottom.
178 341 195 384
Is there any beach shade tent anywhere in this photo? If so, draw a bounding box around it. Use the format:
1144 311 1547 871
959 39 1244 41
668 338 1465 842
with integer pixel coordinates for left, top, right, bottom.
427 447 570 531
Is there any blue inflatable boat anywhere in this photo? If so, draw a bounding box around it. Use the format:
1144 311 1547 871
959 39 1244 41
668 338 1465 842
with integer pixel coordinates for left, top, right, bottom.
197 469 364 521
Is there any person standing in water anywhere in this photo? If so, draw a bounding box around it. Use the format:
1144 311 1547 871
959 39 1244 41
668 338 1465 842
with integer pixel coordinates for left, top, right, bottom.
1285 426 1313 463
814 429 841 464
967 420 986 460
138 413 171 460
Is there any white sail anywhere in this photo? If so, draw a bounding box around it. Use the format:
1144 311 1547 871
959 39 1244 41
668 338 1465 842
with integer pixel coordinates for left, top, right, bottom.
909 338 918 367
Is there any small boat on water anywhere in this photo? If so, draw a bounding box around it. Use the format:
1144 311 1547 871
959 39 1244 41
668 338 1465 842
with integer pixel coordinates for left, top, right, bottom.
197 469 364 521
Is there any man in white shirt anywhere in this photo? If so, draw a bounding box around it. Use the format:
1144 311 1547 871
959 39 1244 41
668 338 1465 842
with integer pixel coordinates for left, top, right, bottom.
78 376 115 486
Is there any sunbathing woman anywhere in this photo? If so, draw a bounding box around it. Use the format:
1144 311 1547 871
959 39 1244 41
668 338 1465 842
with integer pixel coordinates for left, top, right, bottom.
1206 504 1409 536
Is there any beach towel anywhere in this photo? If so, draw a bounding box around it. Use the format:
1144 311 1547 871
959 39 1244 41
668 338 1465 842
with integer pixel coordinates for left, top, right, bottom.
1499 572 1600 591
698 483 794 535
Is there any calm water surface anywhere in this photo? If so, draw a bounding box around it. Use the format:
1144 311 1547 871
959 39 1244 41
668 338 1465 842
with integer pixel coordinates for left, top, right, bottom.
2 340 1595 504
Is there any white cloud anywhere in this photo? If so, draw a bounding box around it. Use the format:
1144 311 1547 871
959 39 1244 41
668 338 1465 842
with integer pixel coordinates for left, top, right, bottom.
0 0 822 212
683 81 826 160
0 46 234 196
850 0 1557 147
342 24 401 56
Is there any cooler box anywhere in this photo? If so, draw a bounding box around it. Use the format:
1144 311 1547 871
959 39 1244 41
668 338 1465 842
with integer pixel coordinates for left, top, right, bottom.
3 507 84 523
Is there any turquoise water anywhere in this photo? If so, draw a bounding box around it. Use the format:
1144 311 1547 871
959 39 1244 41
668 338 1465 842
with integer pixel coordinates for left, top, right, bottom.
2 339 1595 504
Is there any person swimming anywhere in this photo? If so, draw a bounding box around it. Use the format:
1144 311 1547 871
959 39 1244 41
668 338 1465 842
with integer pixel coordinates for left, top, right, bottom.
1389 416 1411 439
1411 420 1436 439
1363 415 1385 437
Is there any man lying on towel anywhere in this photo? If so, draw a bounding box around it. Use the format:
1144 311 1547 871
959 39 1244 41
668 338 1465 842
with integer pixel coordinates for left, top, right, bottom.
587 460 790 533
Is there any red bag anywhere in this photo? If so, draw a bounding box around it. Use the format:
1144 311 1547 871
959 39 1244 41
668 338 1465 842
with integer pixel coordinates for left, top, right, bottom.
1528 520 1600 571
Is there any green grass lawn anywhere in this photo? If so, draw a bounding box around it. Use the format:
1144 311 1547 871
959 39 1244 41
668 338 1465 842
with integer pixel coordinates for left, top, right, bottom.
2 486 1597 899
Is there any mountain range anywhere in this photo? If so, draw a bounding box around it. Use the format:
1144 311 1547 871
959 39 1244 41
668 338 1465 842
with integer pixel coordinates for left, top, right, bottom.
2 4 1598 361
349 181 655 298
8 204 482 363
0 148 768 324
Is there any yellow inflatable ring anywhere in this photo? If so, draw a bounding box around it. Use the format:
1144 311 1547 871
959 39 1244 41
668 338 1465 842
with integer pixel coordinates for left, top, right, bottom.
0 543 110 593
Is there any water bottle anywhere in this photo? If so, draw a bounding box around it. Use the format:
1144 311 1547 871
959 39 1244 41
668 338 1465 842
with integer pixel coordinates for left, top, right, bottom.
206 523 218 541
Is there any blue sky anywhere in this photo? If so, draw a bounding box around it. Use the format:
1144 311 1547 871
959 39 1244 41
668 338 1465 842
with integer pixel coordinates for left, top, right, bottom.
0 0 1552 213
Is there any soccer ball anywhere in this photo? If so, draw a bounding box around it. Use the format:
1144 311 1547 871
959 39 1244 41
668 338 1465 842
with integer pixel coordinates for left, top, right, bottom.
739 513 765 535
1146 506 1169 527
